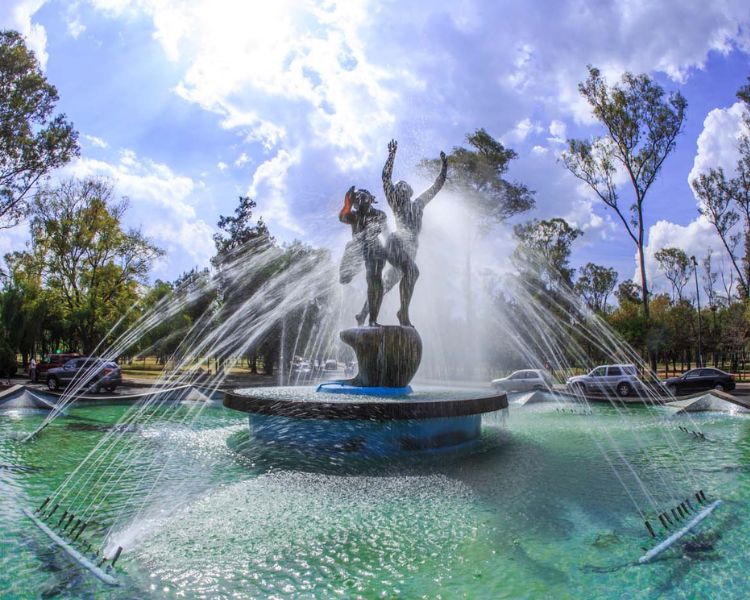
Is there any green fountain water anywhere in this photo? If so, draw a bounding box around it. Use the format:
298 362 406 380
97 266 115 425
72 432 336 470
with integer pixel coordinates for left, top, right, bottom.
2 399 748 599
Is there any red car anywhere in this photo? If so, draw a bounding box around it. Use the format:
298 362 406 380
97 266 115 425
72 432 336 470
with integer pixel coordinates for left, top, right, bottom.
34 353 81 382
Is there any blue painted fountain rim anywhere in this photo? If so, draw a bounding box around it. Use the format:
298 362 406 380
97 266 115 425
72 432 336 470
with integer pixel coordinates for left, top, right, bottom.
315 382 413 396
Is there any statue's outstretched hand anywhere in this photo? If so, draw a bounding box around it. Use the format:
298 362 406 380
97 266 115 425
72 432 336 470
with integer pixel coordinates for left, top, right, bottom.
388 139 397 155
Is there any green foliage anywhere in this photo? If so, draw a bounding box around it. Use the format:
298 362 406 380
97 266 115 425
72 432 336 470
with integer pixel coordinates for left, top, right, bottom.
212 196 272 258
575 263 618 313
513 218 583 289
420 128 534 232
11 178 163 353
0 337 16 380
615 279 641 305
0 30 79 228
562 66 687 318
654 247 694 302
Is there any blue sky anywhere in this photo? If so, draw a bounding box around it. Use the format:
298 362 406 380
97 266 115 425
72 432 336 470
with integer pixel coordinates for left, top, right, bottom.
2 0 750 294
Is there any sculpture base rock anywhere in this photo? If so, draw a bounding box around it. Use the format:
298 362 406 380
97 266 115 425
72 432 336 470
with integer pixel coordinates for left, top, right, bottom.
340 325 422 388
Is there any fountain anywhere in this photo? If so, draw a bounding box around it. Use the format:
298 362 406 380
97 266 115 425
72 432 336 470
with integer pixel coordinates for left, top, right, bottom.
224 141 508 454
6 141 729 596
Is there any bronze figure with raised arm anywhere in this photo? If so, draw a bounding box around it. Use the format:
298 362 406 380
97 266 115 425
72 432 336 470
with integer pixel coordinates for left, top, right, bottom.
355 139 448 327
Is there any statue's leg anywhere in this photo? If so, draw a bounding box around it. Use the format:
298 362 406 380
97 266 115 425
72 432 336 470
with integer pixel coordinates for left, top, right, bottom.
364 244 386 326
397 257 418 327
387 236 419 327
339 239 363 284
356 264 401 325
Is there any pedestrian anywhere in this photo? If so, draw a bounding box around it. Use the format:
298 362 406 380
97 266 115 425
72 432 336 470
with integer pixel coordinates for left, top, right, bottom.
29 357 37 383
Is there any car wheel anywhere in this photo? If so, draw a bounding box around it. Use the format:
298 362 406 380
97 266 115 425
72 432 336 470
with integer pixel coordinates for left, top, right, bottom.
667 383 678 396
616 382 632 397
714 383 725 392
105 385 116 392
47 376 59 391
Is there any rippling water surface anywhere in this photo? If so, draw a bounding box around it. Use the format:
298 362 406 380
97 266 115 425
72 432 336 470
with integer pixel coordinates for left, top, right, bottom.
2 397 750 599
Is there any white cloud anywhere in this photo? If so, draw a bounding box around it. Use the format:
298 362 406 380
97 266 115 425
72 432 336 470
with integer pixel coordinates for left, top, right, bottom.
248 148 303 235
233 152 250 167
64 149 215 266
688 101 749 189
83 133 108 148
67 16 85 38
503 118 543 144
0 0 49 68
548 120 566 144
216 161 227 171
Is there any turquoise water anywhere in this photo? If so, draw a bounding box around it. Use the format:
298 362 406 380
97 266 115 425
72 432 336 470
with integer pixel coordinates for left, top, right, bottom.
1 398 749 599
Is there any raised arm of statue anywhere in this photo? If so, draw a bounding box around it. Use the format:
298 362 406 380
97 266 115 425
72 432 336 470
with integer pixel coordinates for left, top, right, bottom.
416 151 447 209
382 139 397 207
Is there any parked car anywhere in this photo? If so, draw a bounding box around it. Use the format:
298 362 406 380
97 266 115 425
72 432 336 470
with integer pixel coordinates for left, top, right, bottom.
491 369 554 393
664 368 735 396
566 364 642 397
35 353 81 382
46 357 122 392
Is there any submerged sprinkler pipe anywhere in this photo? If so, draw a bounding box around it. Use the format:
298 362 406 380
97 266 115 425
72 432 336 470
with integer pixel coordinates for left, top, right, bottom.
64 514 76 531
644 521 656 538
681 501 691 514
47 503 59 519
658 514 669 529
57 511 68 528
73 523 88 541
700 490 708 502
671 508 681 522
36 497 50 513
110 547 123 569
69 519 82 535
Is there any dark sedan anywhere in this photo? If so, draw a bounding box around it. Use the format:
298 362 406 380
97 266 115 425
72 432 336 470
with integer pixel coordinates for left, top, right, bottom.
46 357 122 393
665 368 735 396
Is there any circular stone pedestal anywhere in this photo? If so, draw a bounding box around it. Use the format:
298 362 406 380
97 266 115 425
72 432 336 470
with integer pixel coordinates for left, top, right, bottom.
224 386 508 456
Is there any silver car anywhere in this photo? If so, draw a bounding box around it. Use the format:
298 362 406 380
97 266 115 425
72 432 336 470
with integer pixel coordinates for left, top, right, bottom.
566 364 641 397
491 369 554 393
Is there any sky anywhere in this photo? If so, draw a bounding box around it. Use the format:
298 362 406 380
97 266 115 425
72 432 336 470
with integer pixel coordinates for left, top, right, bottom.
2 0 750 295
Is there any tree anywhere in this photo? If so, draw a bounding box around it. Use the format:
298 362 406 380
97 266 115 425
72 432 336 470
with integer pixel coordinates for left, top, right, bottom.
212 195 271 258
562 66 687 319
513 218 583 289
0 30 79 228
420 128 535 231
690 76 750 298
654 247 693 302
691 168 745 296
19 178 163 352
575 263 618 313
615 279 642 305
